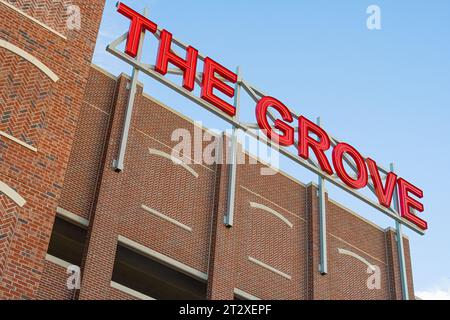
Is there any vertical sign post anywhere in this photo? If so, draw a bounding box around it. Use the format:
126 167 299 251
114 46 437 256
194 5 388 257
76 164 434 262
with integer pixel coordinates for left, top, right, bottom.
224 67 241 227
113 7 149 172
317 117 328 275
390 163 409 300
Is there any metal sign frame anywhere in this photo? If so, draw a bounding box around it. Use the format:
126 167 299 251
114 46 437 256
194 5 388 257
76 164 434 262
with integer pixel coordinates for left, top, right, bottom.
106 25 424 236
106 5 423 300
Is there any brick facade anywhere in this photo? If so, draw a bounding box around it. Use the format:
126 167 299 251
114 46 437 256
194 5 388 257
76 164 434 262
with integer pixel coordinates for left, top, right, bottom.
0 0 104 299
36 259 74 300
1 1 415 300
35 65 414 300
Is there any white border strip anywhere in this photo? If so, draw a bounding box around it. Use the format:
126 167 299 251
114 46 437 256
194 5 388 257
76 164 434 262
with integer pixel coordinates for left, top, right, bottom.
240 185 304 221
0 130 38 152
56 207 89 227
91 63 118 80
249 202 293 228
234 288 261 300
0 180 26 207
141 204 192 232
0 39 59 82
45 254 74 269
149 148 199 178
248 256 292 280
110 281 155 300
0 0 67 40
118 235 208 281
337 248 376 271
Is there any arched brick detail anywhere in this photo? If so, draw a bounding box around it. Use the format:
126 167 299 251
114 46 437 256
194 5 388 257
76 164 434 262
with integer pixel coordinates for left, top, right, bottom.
0 48 54 148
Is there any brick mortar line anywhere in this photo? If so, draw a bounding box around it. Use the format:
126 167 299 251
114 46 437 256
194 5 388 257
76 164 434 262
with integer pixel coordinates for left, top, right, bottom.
83 101 110 116
134 128 215 173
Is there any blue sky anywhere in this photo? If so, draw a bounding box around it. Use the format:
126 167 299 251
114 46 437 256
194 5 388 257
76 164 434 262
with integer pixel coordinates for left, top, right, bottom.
92 0 450 299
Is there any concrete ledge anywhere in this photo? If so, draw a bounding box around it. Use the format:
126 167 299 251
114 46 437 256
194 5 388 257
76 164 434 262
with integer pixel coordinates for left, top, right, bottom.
56 207 89 228
0 180 26 207
141 204 192 232
45 254 73 269
234 288 261 300
0 130 38 153
248 256 292 280
110 281 155 300
117 235 208 282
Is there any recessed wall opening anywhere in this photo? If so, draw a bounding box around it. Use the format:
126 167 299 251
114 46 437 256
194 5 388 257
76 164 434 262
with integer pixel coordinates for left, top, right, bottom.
112 244 207 300
47 216 88 266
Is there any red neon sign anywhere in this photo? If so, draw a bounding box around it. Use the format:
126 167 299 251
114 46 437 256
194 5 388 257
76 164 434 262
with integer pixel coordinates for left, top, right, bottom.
117 3 157 57
201 57 238 116
155 30 199 91
116 2 427 231
255 96 294 147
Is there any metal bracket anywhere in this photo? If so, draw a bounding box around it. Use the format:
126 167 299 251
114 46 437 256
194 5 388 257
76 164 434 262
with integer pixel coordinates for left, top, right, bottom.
224 67 241 228
390 163 409 300
113 7 149 172
317 117 328 275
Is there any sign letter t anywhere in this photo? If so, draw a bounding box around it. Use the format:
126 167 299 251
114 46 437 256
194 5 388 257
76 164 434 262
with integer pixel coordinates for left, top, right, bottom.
117 2 157 58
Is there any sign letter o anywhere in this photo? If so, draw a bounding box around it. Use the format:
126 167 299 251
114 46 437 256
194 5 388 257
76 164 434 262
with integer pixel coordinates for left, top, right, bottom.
332 143 368 189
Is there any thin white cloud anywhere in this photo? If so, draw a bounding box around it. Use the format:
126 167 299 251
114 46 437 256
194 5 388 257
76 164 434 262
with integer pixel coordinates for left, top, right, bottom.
416 278 450 300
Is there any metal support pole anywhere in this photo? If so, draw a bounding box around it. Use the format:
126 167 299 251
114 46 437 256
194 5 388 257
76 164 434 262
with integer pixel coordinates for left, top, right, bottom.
390 163 409 300
317 117 328 275
224 66 241 227
113 8 149 172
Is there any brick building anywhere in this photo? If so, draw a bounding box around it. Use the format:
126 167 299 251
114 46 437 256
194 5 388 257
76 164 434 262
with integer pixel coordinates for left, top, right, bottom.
0 1 415 300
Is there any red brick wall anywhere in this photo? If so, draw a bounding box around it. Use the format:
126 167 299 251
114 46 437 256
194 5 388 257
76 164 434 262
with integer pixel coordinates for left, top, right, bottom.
385 228 415 300
75 71 218 299
108 287 138 300
0 49 53 148
0 0 417 301
326 200 391 300
36 260 74 300
0 0 104 299
207 156 309 300
58 66 117 221
2 47 416 299
4 0 69 37
54 66 415 300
